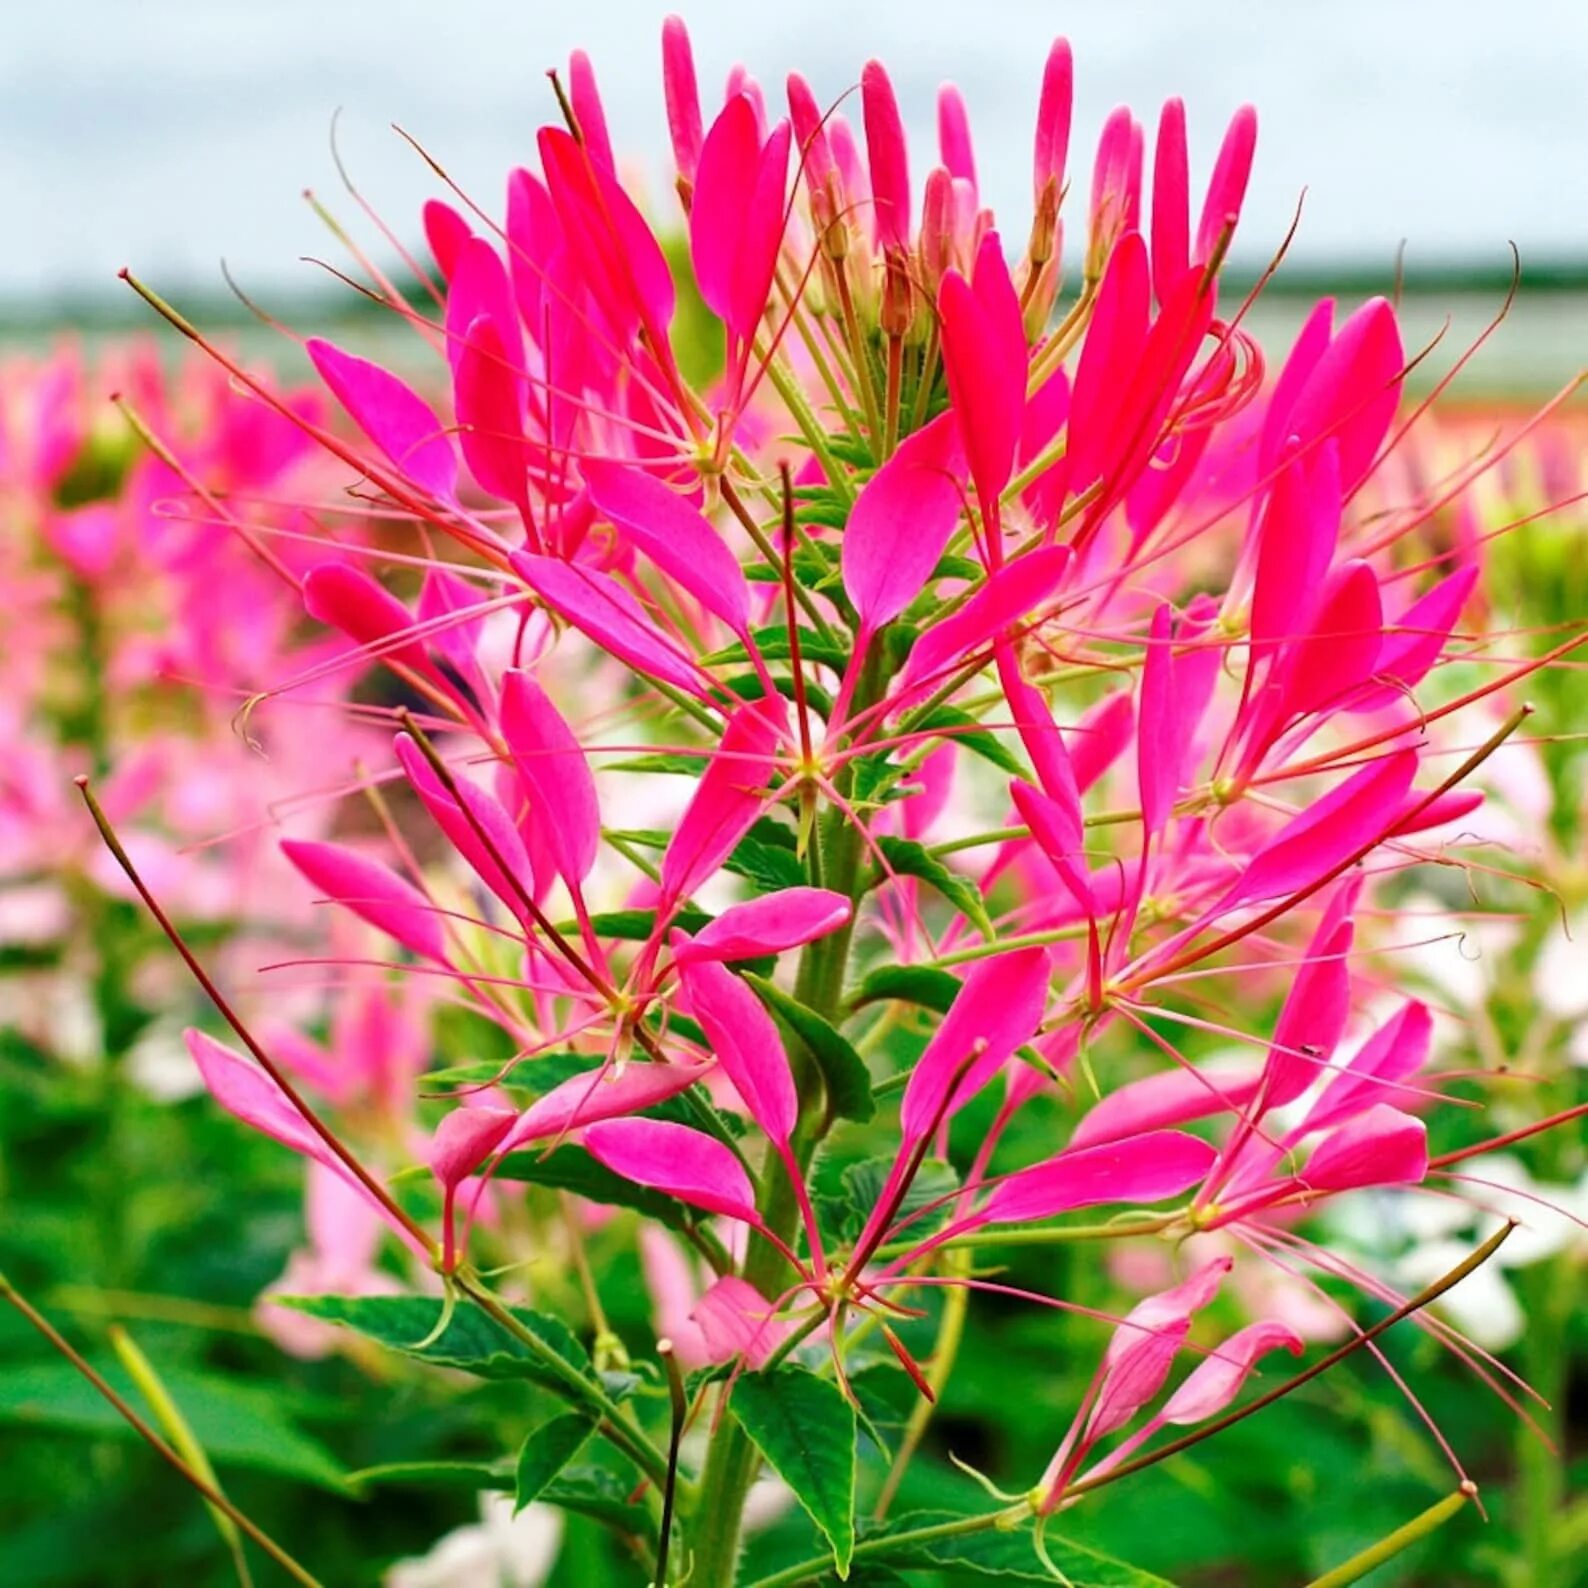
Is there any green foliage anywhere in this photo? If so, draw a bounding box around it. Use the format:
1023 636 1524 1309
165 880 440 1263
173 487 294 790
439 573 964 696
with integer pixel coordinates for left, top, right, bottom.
733 1366 859 1575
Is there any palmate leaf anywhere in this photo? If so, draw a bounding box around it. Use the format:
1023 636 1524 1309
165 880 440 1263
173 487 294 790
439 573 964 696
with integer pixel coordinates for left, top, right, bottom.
913 703 1026 775
515 1411 596 1512
831 1155 959 1242
865 1511 1181 1585
280 1294 591 1393
744 973 875 1124
732 1365 857 1576
870 836 995 937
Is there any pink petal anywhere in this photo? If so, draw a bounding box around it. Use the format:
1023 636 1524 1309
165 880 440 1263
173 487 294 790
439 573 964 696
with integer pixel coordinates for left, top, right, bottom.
1248 442 1343 677
978 1130 1215 1226
899 945 1051 1145
1032 39 1074 204
673 889 851 965
677 955 797 1143
936 85 977 193
661 695 786 905
305 340 458 502
1301 1000 1432 1136
1222 750 1419 911
1300 1104 1427 1192
394 731 535 920
455 314 530 515
842 412 965 633
938 232 1027 512
428 1105 517 1190
583 1117 759 1223
1276 559 1384 720
1150 99 1189 300
1263 917 1354 1107
499 669 600 888
1072 1064 1263 1149
861 60 911 250
303 563 431 677
691 1276 789 1368
661 15 704 182
902 546 1069 693
1158 1319 1302 1427
504 1062 705 1153
1194 105 1258 263
185 1030 337 1172
422 200 472 281
512 553 708 699
281 838 447 964
583 459 751 635
567 49 615 173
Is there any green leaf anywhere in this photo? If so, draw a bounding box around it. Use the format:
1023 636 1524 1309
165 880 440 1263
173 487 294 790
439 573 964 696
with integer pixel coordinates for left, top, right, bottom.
833 1156 959 1242
494 1144 695 1230
515 1412 596 1512
733 1365 857 1576
541 1464 656 1538
871 836 994 937
602 752 705 775
584 907 711 942
914 705 1026 775
0 1360 348 1491
424 1050 595 1091
744 973 875 1124
280 1294 592 1393
727 836 808 893
851 963 962 1015
869 1511 1180 1585
704 626 850 670
348 1460 512 1491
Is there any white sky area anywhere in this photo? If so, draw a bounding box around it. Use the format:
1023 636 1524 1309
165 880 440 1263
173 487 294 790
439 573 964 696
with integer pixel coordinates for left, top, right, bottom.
3 0 1586 299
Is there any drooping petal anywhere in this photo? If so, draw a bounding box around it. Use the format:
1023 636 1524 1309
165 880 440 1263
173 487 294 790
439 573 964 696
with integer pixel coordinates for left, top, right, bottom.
305 340 458 501
281 838 447 964
499 669 600 888
691 1276 790 1367
1157 1319 1302 1426
583 1117 759 1224
185 1030 339 1172
677 954 797 1143
428 1105 517 1190
1072 1064 1264 1149
394 731 536 919
673 889 851 965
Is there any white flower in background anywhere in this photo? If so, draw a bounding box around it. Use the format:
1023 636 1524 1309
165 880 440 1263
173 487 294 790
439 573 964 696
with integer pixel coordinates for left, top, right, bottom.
385 1496 562 1588
1359 1154 1588 1351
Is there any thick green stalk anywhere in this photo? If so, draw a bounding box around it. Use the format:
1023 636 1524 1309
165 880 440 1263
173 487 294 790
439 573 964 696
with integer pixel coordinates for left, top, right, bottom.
689 650 881 1586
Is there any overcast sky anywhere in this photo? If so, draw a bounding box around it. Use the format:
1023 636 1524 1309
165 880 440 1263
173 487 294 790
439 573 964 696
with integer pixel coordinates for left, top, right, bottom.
4 0 1586 301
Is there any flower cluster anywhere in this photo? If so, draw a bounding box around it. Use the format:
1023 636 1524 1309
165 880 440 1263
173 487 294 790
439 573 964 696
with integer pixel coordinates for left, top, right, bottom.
74 17 1585 1586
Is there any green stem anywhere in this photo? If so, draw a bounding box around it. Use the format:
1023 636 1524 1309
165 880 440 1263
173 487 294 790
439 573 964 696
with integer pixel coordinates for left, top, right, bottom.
1303 1486 1474 1588
745 1504 1027 1588
454 1274 670 1490
689 646 883 1586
